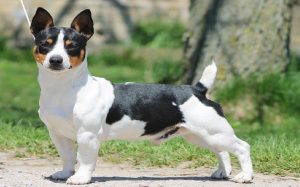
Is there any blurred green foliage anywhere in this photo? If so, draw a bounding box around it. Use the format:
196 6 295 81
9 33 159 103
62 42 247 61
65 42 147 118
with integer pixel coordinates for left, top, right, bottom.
88 48 144 69
216 57 300 125
152 58 183 83
0 35 7 51
0 34 34 62
132 20 186 48
88 48 184 84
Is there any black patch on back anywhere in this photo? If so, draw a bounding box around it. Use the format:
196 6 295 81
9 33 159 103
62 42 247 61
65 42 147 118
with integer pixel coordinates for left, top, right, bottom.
106 83 225 136
106 84 192 135
34 27 60 54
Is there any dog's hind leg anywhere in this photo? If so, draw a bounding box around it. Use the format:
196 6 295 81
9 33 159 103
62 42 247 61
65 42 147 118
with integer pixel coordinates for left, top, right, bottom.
183 134 232 179
230 136 253 183
184 130 253 183
48 130 76 180
211 151 232 179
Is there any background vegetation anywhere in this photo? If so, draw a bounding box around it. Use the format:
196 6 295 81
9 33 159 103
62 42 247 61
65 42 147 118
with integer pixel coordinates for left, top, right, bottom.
0 20 299 177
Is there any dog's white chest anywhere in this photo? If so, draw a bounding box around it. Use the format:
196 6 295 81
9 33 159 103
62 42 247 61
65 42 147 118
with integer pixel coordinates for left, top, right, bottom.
39 107 77 140
38 87 78 139
38 70 115 140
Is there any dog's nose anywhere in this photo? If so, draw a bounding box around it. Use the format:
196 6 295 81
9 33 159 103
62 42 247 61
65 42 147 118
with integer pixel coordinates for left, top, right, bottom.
49 56 63 65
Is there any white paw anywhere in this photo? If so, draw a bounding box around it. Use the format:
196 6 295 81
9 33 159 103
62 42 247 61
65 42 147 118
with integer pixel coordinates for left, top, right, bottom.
51 170 74 180
232 172 253 183
211 168 230 179
66 173 91 185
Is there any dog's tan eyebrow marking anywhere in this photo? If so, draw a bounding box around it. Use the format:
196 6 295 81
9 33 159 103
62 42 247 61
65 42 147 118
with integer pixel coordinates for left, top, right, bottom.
46 38 53 45
65 40 72 46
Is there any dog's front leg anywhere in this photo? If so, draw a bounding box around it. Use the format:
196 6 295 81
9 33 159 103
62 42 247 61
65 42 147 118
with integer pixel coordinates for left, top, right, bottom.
66 130 100 185
48 130 76 180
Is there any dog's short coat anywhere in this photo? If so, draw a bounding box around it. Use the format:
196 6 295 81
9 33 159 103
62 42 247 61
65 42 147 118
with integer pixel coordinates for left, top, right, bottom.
30 7 253 184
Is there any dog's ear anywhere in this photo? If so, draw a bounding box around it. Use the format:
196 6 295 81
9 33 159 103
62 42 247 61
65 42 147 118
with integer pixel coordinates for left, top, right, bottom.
30 7 54 36
71 9 94 40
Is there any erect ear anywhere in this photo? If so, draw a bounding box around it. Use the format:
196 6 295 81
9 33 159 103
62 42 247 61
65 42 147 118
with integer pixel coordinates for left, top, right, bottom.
30 7 54 36
71 9 94 40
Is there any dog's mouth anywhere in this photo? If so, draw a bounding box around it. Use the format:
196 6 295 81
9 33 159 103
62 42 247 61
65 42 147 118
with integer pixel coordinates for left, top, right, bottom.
49 64 64 71
47 64 73 71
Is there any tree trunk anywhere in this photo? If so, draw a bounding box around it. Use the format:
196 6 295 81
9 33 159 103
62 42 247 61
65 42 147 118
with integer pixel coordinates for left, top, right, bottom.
183 0 293 85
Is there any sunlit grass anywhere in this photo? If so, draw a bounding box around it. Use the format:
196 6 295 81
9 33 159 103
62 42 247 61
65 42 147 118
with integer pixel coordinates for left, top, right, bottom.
0 120 299 176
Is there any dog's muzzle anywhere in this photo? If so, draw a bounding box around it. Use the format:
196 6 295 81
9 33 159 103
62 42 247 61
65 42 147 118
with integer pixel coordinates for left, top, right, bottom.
49 55 64 70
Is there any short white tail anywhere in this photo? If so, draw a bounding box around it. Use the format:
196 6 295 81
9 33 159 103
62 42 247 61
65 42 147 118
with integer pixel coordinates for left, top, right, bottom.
199 60 217 89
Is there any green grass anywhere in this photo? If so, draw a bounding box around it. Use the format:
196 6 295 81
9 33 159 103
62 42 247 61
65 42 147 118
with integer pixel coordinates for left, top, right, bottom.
0 119 299 176
236 119 300 176
0 121 55 156
99 119 300 176
0 48 299 177
0 61 41 125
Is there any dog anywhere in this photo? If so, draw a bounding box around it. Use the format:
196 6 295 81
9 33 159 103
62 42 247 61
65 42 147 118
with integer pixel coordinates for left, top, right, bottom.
30 7 253 185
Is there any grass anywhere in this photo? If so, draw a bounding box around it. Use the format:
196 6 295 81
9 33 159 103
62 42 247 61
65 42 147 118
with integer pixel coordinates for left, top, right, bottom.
236 120 300 176
100 121 300 176
0 44 299 176
0 60 40 125
0 121 55 156
0 118 299 176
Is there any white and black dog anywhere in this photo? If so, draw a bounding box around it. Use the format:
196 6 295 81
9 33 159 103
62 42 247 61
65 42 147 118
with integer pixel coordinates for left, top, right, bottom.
30 7 253 184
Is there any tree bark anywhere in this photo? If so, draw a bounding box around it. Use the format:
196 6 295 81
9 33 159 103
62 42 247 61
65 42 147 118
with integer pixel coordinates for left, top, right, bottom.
183 0 293 85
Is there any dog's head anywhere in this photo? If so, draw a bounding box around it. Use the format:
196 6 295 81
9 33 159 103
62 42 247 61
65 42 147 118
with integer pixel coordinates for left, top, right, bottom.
30 7 93 72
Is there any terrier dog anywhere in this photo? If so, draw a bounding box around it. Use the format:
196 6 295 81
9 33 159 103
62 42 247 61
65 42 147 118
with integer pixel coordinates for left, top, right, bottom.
30 7 253 184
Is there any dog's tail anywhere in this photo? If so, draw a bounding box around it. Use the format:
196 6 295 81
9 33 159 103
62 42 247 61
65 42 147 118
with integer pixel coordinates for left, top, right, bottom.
194 60 217 94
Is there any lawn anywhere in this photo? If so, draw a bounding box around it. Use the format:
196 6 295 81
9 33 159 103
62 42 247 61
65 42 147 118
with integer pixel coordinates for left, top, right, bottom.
0 48 299 177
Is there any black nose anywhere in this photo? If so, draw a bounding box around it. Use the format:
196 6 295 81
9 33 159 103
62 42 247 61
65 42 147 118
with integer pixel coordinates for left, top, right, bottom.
49 56 63 65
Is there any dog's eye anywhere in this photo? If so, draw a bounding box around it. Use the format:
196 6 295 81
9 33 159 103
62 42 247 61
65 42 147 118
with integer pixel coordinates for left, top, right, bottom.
66 43 80 50
40 39 52 47
70 43 79 48
40 42 48 47
65 40 78 48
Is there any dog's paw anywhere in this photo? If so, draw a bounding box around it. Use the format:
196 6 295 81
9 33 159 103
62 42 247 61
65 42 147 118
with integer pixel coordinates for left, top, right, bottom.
66 173 91 185
211 168 230 179
51 170 74 180
232 172 253 183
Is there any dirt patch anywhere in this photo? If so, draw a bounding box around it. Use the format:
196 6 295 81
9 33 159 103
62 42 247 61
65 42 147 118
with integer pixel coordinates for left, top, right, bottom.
0 152 299 187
